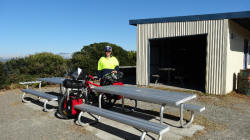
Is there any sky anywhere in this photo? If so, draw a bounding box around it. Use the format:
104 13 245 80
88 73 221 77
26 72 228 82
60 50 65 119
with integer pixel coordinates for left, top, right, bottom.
0 0 250 58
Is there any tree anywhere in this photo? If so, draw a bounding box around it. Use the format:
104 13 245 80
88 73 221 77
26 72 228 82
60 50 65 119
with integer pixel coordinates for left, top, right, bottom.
4 52 67 84
25 52 67 77
127 51 136 66
0 62 7 89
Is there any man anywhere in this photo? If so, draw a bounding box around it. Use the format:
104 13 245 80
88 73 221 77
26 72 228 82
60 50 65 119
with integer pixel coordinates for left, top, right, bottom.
97 46 119 83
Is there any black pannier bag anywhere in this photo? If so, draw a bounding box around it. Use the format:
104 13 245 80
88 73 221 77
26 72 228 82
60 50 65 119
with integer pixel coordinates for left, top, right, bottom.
63 79 84 89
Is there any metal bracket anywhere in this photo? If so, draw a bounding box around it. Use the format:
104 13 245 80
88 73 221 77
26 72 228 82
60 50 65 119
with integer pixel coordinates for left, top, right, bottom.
22 92 30 103
43 100 49 112
77 111 99 126
160 105 165 124
43 100 56 112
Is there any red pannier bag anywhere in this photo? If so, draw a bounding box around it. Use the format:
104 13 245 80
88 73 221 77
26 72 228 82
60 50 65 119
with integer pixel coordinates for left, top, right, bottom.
64 96 83 116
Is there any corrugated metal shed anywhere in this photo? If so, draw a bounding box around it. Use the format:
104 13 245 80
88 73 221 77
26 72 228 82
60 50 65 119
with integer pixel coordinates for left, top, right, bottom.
130 11 250 95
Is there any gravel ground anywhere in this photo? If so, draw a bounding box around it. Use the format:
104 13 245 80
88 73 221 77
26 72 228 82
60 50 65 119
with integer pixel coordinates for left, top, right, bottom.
0 87 101 140
192 93 250 140
0 86 250 140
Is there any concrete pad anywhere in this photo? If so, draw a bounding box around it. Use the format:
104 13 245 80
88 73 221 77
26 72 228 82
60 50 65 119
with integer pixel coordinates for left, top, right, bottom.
171 125 204 137
20 90 204 140
79 111 204 140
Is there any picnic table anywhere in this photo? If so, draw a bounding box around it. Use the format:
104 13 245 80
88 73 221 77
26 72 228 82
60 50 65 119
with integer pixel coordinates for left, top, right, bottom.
159 67 175 83
23 77 203 127
37 77 65 84
37 77 66 93
93 85 198 127
20 77 65 111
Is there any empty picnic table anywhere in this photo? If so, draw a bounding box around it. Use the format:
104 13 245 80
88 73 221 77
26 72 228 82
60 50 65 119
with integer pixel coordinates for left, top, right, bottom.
159 68 175 83
93 85 201 127
37 77 65 84
37 77 66 93
20 77 65 112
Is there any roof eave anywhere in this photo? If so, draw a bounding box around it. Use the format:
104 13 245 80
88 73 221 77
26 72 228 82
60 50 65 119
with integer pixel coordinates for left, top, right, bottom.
129 11 250 26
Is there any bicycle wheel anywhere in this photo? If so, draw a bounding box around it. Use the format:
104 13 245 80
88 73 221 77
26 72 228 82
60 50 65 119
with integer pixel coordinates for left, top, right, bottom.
101 93 117 109
58 94 70 119
58 90 86 119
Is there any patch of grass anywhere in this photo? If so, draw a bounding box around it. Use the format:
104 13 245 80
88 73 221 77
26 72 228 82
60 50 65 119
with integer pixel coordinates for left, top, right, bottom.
166 109 226 130
180 113 227 140
148 85 208 96
151 106 227 140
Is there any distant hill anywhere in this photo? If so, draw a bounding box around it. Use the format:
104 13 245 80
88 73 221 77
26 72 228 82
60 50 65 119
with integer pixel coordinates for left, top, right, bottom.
57 53 72 59
0 57 9 62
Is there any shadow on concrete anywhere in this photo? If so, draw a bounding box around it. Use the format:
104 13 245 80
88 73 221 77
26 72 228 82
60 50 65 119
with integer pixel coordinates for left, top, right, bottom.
23 91 61 110
77 115 147 139
113 103 182 128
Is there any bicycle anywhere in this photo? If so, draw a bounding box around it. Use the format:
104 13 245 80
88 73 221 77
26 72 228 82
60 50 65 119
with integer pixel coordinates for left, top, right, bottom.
58 68 124 119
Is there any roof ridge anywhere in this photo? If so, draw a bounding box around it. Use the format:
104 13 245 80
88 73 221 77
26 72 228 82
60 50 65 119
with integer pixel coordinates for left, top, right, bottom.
129 11 250 25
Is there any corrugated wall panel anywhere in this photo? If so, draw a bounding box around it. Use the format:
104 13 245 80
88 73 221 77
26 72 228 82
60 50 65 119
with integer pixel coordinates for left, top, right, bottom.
136 19 228 94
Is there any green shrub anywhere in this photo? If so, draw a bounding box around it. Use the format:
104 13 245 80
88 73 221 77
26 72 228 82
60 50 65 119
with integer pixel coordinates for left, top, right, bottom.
0 62 7 89
4 52 67 84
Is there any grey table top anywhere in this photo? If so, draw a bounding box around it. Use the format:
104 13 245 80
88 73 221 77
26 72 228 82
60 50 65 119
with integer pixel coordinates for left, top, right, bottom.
93 85 196 106
37 77 65 84
159 68 175 71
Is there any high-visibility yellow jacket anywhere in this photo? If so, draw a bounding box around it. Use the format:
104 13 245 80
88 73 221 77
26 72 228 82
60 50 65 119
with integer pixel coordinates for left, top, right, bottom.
97 56 119 78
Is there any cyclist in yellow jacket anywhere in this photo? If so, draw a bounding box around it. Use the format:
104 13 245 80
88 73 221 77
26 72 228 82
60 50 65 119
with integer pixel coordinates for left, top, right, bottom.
97 46 119 83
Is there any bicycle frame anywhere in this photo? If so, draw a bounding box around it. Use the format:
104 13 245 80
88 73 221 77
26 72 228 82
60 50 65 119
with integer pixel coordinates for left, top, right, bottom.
84 74 123 101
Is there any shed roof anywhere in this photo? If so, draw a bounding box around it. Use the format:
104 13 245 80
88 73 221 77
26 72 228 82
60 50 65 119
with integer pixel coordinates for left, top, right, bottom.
129 11 250 31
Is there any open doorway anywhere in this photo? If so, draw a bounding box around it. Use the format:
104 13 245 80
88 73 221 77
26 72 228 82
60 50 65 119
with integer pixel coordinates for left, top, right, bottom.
149 34 207 92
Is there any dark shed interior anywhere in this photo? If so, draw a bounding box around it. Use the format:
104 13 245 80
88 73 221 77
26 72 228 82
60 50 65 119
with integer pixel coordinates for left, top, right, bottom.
150 34 207 92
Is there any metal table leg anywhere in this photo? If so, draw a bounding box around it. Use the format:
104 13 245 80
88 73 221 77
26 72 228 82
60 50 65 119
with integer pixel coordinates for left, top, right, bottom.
140 131 147 140
77 111 99 126
97 94 103 120
39 82 41 91
132 100 138 111
66 88 70 101
99 94 102 108
160 105 165 124
43 100 49 112
180 103 195 127
83 88 88 103
157 135 162 140
168 71 171 83
59 84 62 94
122 96 124 108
